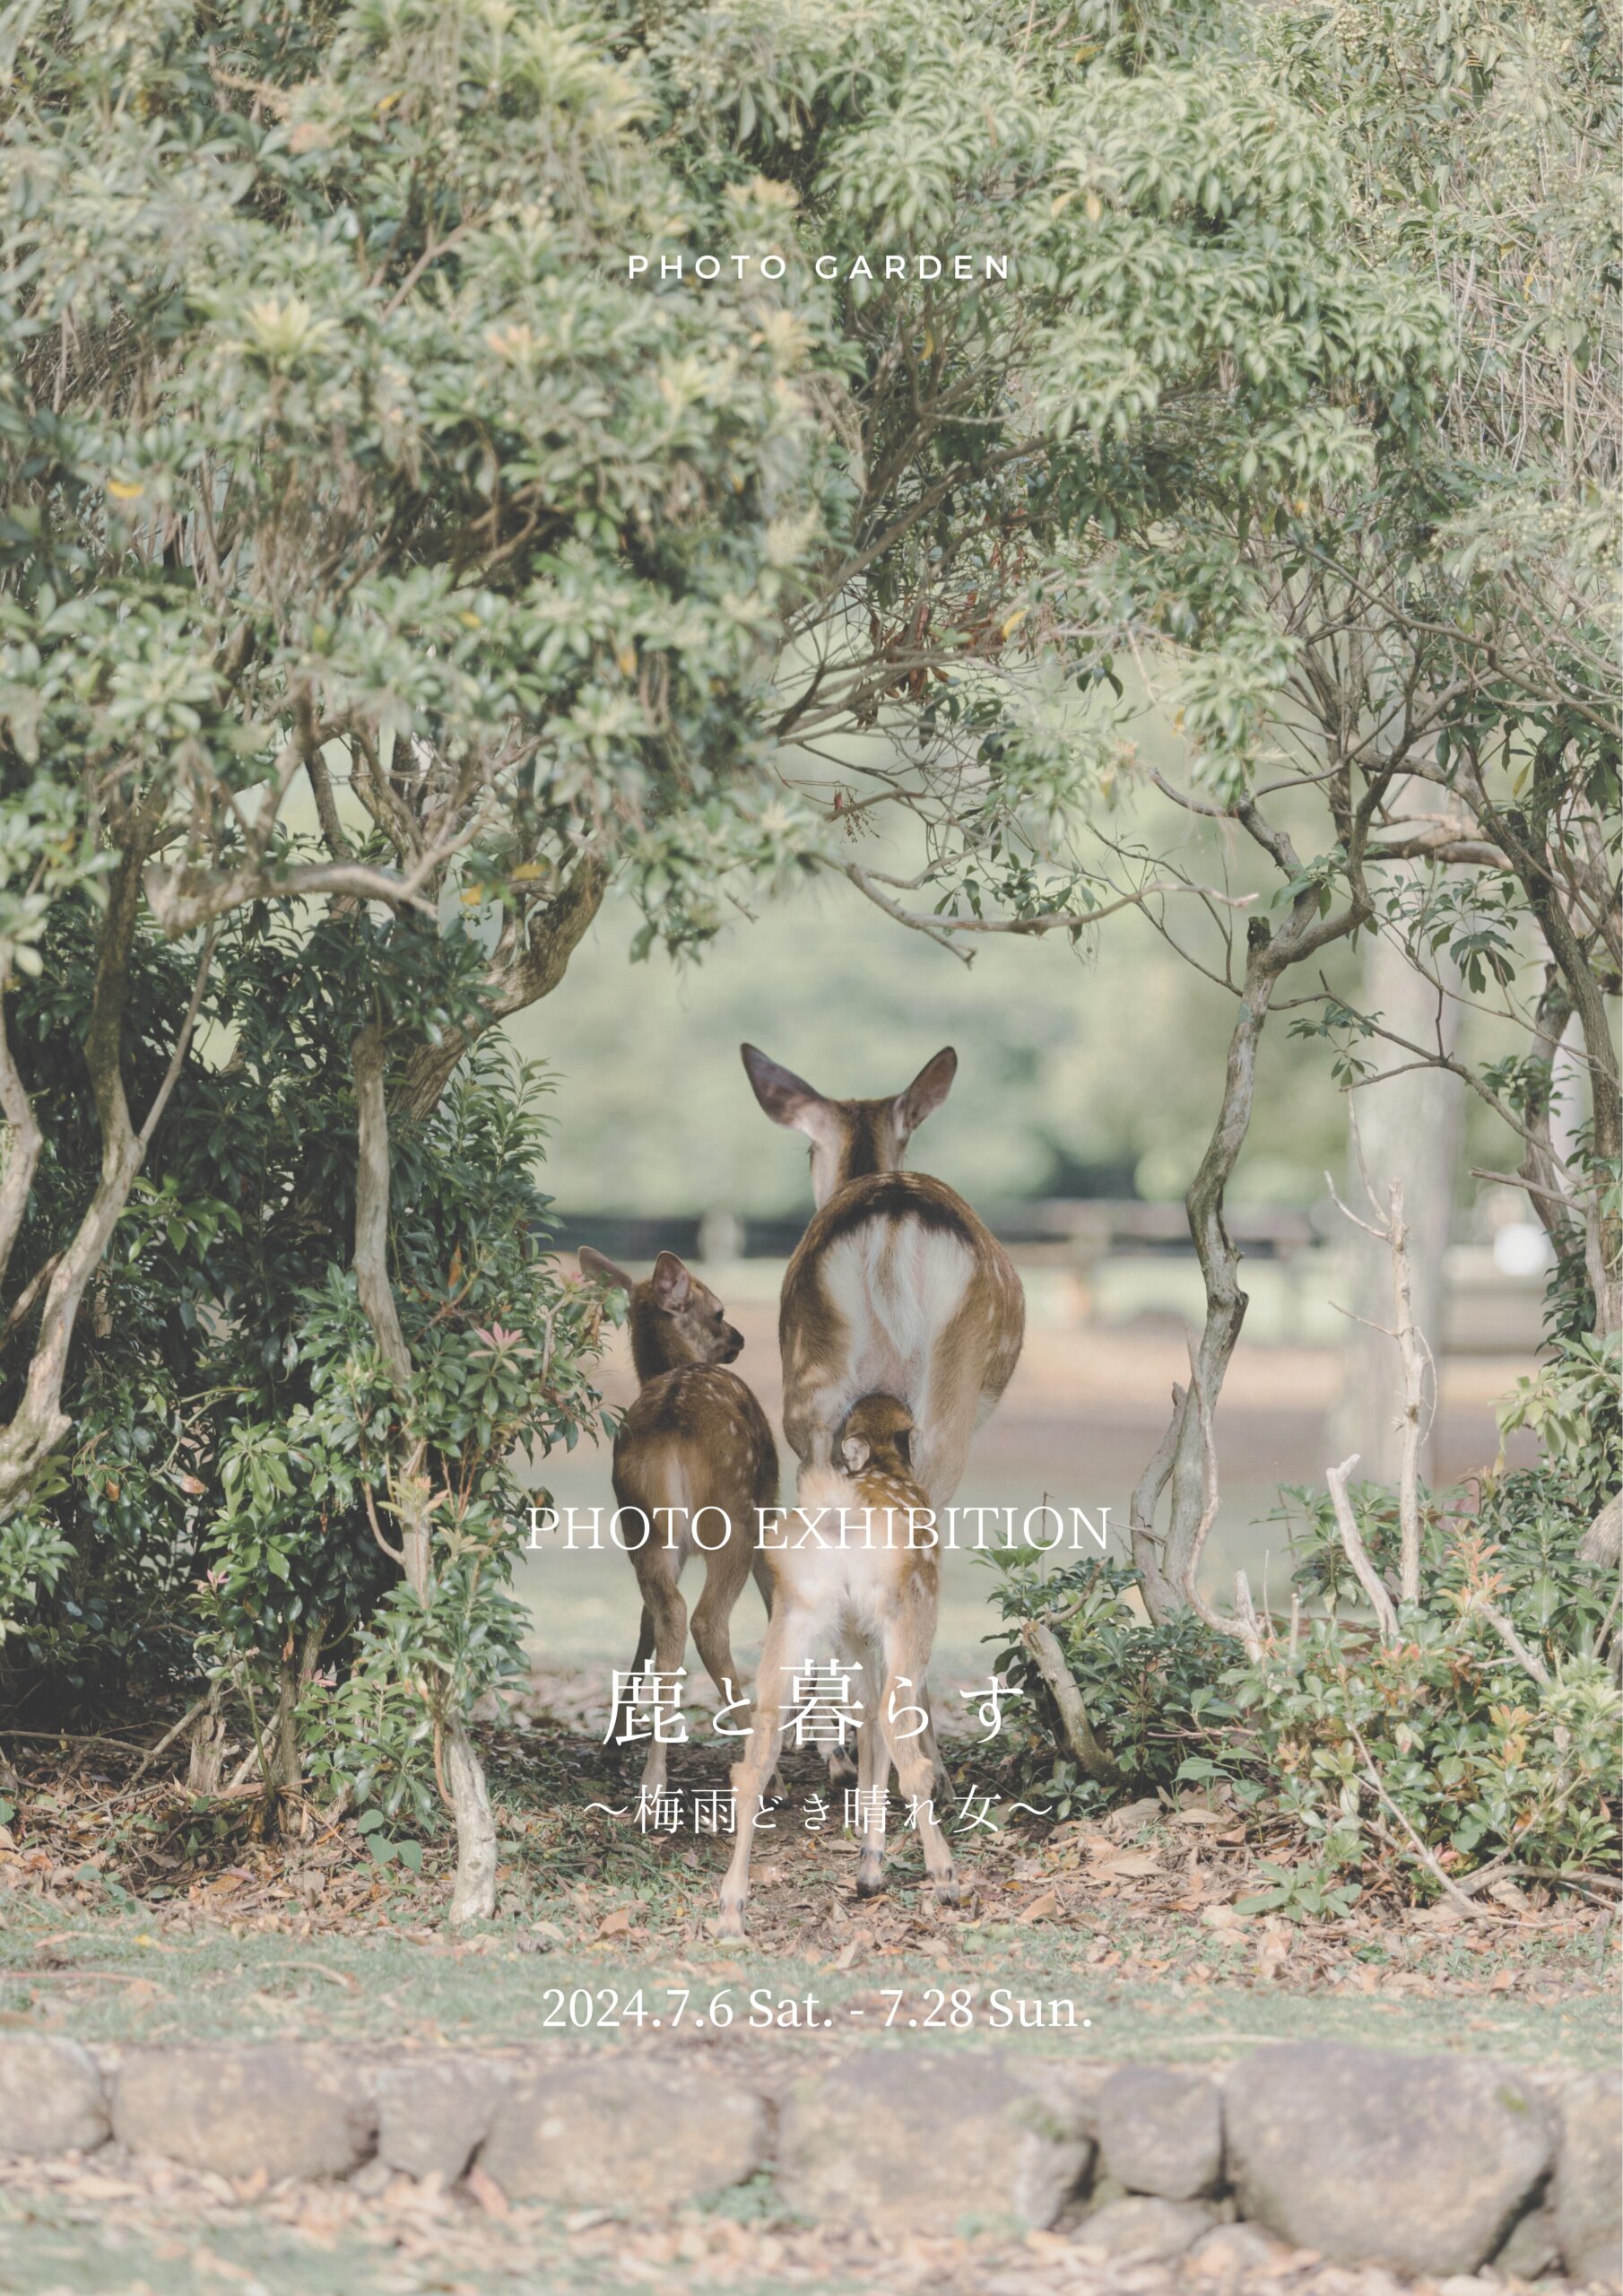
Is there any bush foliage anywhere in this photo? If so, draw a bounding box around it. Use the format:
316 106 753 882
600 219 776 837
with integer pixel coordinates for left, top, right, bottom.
988 1294 1620 1902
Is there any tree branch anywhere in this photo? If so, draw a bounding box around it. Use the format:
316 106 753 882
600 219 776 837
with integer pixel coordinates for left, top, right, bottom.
1325 1455 1400 1645
1019 1622 1124 1785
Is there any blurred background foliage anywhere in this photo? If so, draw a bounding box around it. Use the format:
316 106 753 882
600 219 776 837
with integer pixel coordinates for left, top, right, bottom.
515 741 1521 1222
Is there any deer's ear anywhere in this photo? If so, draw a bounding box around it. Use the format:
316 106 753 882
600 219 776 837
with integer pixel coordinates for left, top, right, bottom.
649 1251 692 1311
579 1246 636 1295
896 1047 958 1136
740 1044 838 1139
838 1431 872 1473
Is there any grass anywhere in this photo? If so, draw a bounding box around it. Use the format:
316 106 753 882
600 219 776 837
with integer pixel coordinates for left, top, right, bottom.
1 1685 1615 2074
0 1886 1614 2070
0 1692 1615 2296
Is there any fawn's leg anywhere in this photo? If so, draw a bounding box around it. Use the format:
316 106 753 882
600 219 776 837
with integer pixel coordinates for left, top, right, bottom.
881 1597 960 1906
881 1686 959 1904
718 1603 801 1935
690 1541 748 1712
611 1605 655 1747
638 1562 688 1796
921 1709 953 1802
854 1690 888 1898
744 1552 786 1799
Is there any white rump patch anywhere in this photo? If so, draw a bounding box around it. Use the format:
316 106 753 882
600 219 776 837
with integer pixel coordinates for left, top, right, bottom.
819 1217 975 1428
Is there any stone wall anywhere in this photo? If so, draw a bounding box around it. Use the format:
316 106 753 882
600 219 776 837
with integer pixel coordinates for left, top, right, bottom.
0 2036 1616 2284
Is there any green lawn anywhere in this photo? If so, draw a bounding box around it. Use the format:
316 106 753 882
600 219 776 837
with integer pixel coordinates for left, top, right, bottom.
0 1892 1613 2070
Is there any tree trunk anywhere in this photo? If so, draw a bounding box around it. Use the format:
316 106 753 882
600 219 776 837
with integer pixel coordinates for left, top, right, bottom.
1131 928 1279 1617
1131 787 1375 1624
186 1694 227 1795
393 859 607 1121
0 978 43 1299
1330 920 1460 1488
263 1613 326 1797
0 824 171 1516
1580 1493 1621 1570
269 1657 303 1793
351 1016 498 1923
1467 744 1621 1336
342 866 605 1922
444 1717 499 1926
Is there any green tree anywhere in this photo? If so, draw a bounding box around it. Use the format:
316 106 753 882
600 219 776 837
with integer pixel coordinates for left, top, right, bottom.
0 0 829 1515
0 0 832 1905
758 0 1618 1617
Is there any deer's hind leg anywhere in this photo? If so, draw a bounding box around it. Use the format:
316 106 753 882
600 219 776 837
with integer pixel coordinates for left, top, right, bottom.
718 1598 808 1936
854 1691 887 1898
907 1299 996 1508
880 1593 960 1906
690 1523 752 1712
612 1605 655 1747
634 1544 689 1795
743 1555 787 1799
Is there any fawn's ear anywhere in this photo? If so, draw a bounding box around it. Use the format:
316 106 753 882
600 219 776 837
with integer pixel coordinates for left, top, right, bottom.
578 1246 636 1295
649 1250 693 1311
741 1043 841 1140
895 1046 957 1136
837 1431 872 1473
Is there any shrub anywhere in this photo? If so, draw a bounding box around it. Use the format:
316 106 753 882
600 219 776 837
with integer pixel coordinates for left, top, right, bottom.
986 1304 1620 1899
983 1552 1234 1819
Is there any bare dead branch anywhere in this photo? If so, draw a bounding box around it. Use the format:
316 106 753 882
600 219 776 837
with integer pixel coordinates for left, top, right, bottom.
1325 1455 1401 1645
1019 1621 1124 1785
1476 1602 1551 1685
1325 1163 1431 1605
838 861 1257 944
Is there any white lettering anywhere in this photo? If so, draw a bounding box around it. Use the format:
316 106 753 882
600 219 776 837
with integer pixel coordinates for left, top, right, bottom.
1022 1505 1065 1552
610 1506 652 1550
692 1505 731 1551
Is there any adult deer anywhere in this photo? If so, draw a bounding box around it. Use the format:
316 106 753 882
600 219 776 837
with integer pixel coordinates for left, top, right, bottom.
740 1043 1024 1505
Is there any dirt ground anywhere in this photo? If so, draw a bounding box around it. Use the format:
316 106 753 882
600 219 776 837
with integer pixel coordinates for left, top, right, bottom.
0 2143 1605 2296
0 1661 1616 2296
0 1305 1599 2296
524 1296 1538 1683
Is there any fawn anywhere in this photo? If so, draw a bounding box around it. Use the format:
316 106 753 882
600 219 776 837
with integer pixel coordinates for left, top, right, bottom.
578 1248 777 1792
718 1392 959 1934
740 1043 1024 1506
